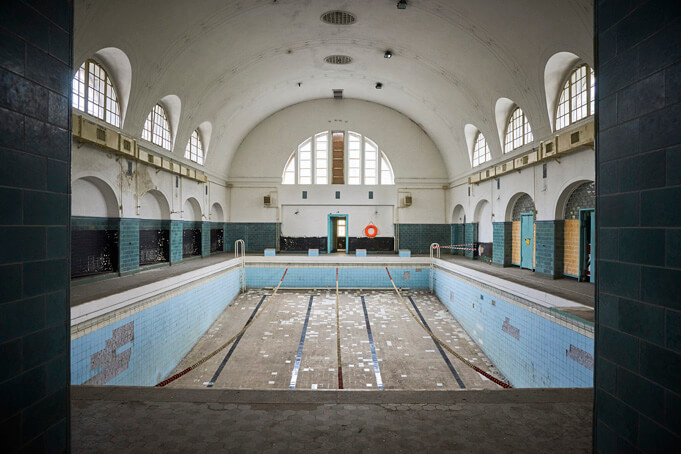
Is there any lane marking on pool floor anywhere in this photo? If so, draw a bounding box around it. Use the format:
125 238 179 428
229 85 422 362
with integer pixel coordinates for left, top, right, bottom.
205 294 268 387
360 295 384 390
335 268 344 389
407 295 465 389
289 295 314 389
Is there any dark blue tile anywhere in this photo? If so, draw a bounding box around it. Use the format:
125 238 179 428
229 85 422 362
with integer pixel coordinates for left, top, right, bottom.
639 103 681 152
667 309 681 353
637 414 681 452
665 390 681 433
24 116 69 160
638 17 681 76
0 107 25 151
21 324 66 370
618 228 665 266
0 67 49 120
44 290 66 326
598 0 634 33
599 46 639 99
598 325 640 371
48 24 69 64
599 293 620 329
666 145 681 186
0 29 25 75
617 298 665 345
0 264 22 303
21 388 67 444
25 45 70 97
596 419 617 454
47 92 68 129
596 389 639 444
596 357 617 393
0 1 49 51
0 338 22 382
599 161 618 195
599 119 639 162
599 228 619 261
0 295 44 343
46 227 67 258
617 1 666 52
45 354 66 394
0 147 46 190
639 341 681 393
641 187 681 227
599 27 617 66
22 259 68 298
641 266 681 310
600 193 640 228
667 61 681 105
617 72 665 123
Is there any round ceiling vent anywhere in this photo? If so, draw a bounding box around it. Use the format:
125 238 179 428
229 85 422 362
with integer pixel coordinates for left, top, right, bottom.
320 10 356 25
324 55 353 65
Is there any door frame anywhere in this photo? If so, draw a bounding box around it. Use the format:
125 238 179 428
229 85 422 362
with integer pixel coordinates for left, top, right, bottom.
519 212 534 270
578 208 595 283
327 214 349 254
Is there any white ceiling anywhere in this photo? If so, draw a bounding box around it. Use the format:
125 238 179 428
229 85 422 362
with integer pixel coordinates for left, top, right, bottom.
74 0 593 180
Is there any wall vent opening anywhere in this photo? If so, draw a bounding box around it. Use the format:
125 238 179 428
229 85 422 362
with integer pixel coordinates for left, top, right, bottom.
325 55 353 65
333 89 344 99
321 10 356 25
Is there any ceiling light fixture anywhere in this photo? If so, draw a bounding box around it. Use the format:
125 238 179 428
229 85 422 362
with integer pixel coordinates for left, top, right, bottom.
384 50 392 59
397 0 407 10
375 82 383 89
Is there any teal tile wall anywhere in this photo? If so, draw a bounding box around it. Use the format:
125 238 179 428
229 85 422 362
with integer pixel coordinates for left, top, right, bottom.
118 218 139 273
225 223 278 252
169 220 183 263
534 221 564 279
396 224 450 253
464 223 478 258
450 223 465 255
493 222 513 266
201 221 211 257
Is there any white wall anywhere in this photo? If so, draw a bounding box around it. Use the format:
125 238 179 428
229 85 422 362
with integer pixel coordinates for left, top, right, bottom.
446 147 595 228
71 142 229 222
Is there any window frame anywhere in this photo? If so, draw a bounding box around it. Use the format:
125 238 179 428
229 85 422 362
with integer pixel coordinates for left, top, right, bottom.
504 107 533 153
281 131 395 185
72 59 121 128
472 131 491 167
554 64 595 132
185 129 204 165
142 103 172 151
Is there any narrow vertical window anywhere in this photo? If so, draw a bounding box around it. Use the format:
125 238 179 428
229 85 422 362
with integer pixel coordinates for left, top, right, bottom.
472 132 491 167
185 129 204 165
315 132 328 184
364 137 378 185
298 139 312 184
348 132 362 185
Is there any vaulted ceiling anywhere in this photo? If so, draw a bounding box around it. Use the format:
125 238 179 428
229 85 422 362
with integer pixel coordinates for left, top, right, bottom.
74 0 593 180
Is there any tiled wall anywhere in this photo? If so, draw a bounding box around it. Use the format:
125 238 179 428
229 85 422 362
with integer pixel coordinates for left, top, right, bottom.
450 223 465 255
433 269 594 387
535 221 564 279
246 266 430 289
0 1 73 450
564 219 580 277
492 222 513 266
595 2 681 450
71 268 242 386
464 223 478 258
396 223 450 253
201 221 211 257
119 218 140 273
225 222 278 252
169 220 183 263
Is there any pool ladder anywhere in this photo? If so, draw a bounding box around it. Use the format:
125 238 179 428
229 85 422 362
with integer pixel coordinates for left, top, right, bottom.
235 239 246 292
429 243 440 293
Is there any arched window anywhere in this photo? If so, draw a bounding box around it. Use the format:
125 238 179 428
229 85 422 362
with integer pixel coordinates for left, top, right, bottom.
504 107 533 153
72 60 121 127
281 131 395 185
472 132 491 167
185 129 204 165
556 65 595 131
142 104 172 150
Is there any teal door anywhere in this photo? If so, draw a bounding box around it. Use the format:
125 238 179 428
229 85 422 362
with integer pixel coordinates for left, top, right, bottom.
520 213 534 270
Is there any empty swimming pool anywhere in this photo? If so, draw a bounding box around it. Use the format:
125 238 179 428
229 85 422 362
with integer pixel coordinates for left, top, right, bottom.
70 256 594 389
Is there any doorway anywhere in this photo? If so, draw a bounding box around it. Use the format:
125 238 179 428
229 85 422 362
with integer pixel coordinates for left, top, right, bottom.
520 213 534 270
579 209 595 283
327 214 348 253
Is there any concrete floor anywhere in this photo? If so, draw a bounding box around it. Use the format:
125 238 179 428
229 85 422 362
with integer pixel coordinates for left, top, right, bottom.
168 290 504 390
71 386 593 453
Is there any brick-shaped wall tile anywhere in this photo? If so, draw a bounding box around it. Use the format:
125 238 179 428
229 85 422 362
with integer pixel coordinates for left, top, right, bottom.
169 220 183 263
118 218 139 273
493 222 513 266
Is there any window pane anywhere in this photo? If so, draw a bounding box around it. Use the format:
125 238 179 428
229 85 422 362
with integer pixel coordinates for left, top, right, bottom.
72 63 86 111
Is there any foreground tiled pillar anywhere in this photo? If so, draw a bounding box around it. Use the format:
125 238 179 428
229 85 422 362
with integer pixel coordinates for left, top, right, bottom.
492 222 513 266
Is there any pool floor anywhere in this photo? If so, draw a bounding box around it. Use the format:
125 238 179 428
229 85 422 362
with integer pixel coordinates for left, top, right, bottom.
167 289 505 390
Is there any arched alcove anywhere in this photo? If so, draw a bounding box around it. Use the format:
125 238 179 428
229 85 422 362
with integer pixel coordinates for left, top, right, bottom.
139 190 171 220
505 192 535 222
452 204 466 224
183 197 202 222
474 199 492 242
72 176 119 218
211 202 224 222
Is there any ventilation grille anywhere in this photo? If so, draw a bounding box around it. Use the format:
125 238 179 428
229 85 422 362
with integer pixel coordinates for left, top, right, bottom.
321 10 356 25
333 89 343 99
324 55 353 65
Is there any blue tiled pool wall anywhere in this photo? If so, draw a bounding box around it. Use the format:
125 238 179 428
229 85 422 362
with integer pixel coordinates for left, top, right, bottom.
246 266 430 289
71 268 242 386
433 269 594 388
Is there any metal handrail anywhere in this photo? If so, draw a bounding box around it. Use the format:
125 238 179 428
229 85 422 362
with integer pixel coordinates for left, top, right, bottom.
235 239 246 292
429 243 440 292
